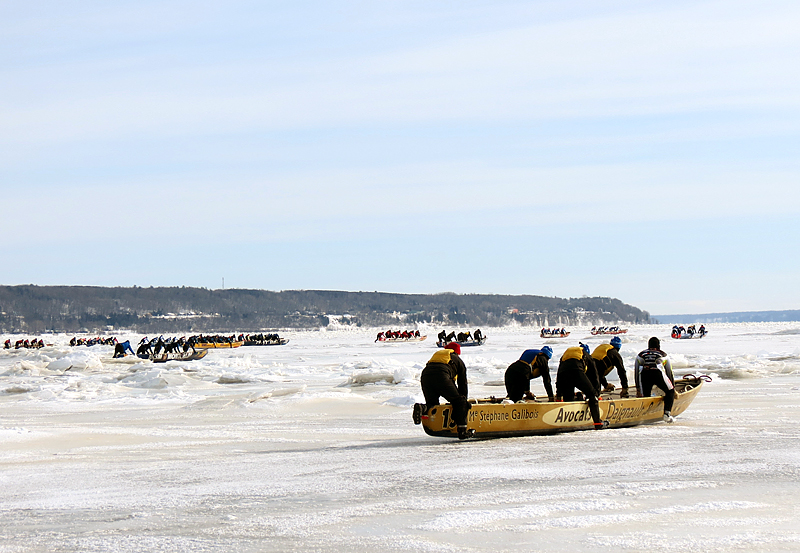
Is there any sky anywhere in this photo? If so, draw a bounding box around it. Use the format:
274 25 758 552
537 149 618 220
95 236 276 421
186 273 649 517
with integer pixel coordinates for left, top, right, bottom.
1 0 799 315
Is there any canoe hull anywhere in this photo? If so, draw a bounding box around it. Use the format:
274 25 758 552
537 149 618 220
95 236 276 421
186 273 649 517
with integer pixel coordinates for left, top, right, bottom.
420 378 704 438
435 338 485 347
139 349 209 363
243 339 290 346
194 341 243 349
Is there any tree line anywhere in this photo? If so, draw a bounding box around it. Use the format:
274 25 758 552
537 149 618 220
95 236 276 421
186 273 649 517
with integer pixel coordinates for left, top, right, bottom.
0 285 650 333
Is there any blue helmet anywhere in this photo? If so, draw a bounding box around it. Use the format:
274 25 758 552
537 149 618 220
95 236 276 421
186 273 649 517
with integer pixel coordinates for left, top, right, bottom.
580 343 590 355
610 336 622 350
541 345 553 359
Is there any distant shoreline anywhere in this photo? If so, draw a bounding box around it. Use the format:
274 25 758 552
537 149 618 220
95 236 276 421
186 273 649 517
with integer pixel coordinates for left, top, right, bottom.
654 310 800 324
0 285 650 334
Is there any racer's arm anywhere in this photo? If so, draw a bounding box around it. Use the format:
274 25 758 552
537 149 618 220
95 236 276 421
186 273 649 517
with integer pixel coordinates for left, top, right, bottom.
453 354 468 397
634 355 644 397
663 356 675 385
584 353 601 396
595 356 609 388
536 356 555 400
608 349 629 388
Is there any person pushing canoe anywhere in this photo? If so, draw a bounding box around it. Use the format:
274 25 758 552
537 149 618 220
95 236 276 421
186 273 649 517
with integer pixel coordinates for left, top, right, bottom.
591 336 630 397
556 343 604 429
414 342 471 440
504 346 555 402
635 336 677 422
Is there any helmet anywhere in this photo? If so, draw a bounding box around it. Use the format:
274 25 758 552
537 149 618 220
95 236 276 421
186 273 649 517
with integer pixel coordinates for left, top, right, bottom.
648 337 660 349
444 342 461 356
580 343 590 355
541 346 553 359
610 336 622 350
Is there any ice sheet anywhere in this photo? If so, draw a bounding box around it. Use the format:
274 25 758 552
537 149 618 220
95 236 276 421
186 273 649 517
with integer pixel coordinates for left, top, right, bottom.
1 323 799 552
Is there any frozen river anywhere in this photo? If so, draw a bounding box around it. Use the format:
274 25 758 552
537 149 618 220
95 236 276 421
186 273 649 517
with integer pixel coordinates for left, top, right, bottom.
2 323 800 552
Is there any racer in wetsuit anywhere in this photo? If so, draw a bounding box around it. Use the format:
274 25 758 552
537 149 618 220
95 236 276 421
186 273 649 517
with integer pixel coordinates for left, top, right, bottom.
592 336 630 397
556 343 604 429
415 342 470 439
504 346 555 402
634 336 676 422
113 340 135 358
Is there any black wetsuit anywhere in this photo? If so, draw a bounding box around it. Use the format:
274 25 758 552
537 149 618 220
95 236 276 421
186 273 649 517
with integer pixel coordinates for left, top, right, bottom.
556 347 602 426
635 348 676 413
592 344 629 389
504 354 554 402
421 350 469 426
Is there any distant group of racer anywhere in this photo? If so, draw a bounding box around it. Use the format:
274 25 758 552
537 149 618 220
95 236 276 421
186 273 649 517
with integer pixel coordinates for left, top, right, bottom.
540 327 569 337
131 335 199 358
590 326 627 335
113 332 288 358
240 333 287 345
192 334 240 346
414 334 679 439
1 331 290 359
436 329 484 344
671 324 707 339
375 329 423 341
4 338 46 349
70 336 119 346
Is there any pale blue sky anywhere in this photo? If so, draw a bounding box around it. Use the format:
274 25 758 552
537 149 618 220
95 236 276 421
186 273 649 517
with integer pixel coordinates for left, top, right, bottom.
1 1 798 314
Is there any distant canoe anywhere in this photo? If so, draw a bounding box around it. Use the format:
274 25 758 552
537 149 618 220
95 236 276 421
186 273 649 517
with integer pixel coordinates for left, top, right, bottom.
416 376 707 439
436 337 486 348
138 349 209 363
540 332 570 338
243 339 290 346
671 332 707 339
194 341 243 349
378 336 427 343
590 329 628 335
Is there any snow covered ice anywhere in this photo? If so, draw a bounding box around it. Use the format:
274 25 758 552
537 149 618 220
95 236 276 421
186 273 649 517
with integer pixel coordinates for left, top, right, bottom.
2 323 800 552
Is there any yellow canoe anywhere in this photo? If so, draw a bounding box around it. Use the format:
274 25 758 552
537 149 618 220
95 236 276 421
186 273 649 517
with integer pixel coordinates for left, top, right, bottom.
418 376 706 439
194 341 243 349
